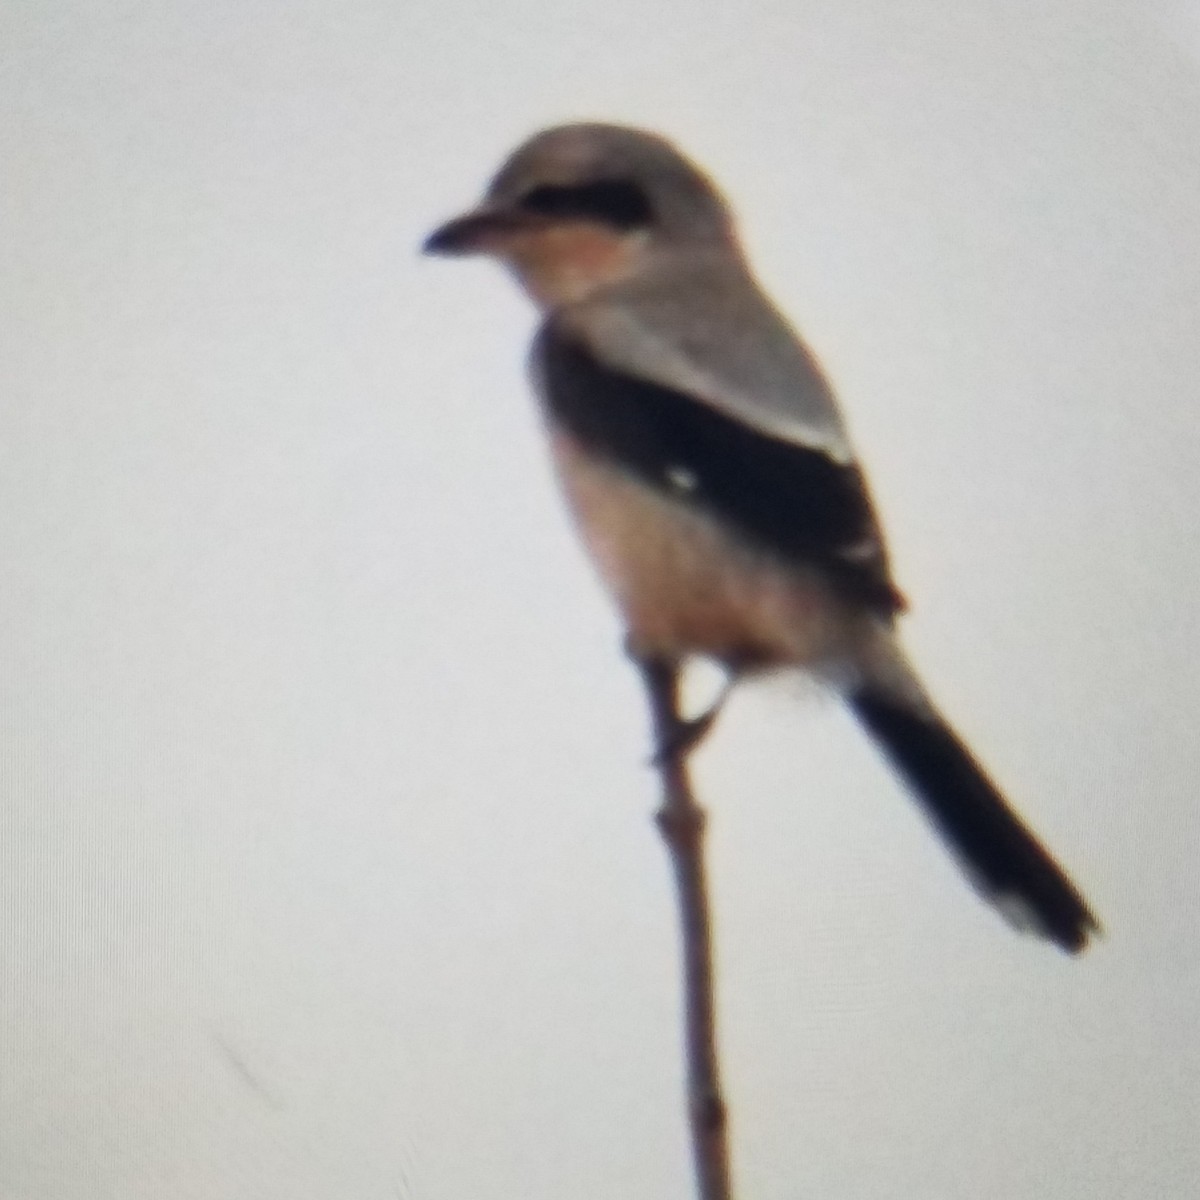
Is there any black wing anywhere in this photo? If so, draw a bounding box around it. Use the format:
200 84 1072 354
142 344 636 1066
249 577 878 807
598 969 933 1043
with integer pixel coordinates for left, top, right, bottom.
536 326 906 618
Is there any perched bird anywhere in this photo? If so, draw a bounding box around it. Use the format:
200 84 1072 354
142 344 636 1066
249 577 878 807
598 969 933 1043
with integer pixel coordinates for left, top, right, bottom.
424 122 1098 952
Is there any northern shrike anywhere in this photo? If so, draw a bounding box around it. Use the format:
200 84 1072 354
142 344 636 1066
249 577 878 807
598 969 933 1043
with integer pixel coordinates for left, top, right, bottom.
424 122 1098 953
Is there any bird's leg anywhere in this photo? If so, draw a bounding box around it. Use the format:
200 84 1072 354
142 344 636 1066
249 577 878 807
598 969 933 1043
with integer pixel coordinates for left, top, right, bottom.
629 648 733 764
658 673 736 764
631 652 683 764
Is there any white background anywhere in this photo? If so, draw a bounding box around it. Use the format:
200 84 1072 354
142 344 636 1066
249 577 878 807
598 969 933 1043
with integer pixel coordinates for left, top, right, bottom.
3 2 1198 1197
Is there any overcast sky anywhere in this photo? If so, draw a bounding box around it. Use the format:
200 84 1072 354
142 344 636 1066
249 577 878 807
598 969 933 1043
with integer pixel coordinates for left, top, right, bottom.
3 2 1199 1197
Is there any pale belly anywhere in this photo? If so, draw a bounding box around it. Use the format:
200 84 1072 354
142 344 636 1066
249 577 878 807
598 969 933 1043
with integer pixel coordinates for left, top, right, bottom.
548 429 865 669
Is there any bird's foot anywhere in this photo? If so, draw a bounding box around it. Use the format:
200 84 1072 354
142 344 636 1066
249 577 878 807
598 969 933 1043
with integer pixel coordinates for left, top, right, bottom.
650 707 720 766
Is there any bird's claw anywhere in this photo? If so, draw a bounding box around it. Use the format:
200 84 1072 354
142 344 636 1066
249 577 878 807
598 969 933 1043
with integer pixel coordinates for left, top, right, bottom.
650 709 720 766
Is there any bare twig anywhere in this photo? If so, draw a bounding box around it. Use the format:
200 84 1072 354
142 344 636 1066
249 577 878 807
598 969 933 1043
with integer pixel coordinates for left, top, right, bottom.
636 656 734 1200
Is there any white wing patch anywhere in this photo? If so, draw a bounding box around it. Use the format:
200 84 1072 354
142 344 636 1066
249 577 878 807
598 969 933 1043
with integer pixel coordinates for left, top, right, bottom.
665 464 699 493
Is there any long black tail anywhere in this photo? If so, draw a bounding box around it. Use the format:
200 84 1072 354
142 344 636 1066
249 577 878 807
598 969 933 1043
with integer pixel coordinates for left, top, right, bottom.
850 689 1099 953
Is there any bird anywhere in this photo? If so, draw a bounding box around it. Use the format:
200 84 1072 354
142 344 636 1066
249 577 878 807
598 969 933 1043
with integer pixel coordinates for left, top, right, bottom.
423 122 1099 953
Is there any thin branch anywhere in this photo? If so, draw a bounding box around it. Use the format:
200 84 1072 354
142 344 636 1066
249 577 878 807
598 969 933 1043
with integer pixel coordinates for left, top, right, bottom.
636 656 734 1200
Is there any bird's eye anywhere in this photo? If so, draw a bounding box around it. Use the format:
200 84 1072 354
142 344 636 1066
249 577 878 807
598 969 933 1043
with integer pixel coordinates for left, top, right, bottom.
516 180 654 230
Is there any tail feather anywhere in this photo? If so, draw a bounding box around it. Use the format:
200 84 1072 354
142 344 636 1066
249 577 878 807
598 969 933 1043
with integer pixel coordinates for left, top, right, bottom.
850 688 1099 953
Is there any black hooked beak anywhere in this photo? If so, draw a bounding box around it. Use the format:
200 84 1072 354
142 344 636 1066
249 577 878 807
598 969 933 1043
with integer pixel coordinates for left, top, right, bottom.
422 206 548 256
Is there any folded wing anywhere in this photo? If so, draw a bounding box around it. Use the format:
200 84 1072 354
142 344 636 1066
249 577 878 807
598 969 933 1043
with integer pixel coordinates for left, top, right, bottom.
534 325 906 619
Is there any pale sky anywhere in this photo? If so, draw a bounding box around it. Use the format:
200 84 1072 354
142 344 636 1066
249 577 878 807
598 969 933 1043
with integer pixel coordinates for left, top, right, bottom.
2 2 1199 1197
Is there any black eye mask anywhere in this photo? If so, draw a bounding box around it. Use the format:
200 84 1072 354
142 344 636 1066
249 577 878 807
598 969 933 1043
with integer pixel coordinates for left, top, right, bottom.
516 180 654 230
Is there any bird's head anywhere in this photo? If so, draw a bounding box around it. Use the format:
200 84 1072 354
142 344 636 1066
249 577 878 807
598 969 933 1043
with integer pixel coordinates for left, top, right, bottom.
423 122 735 309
